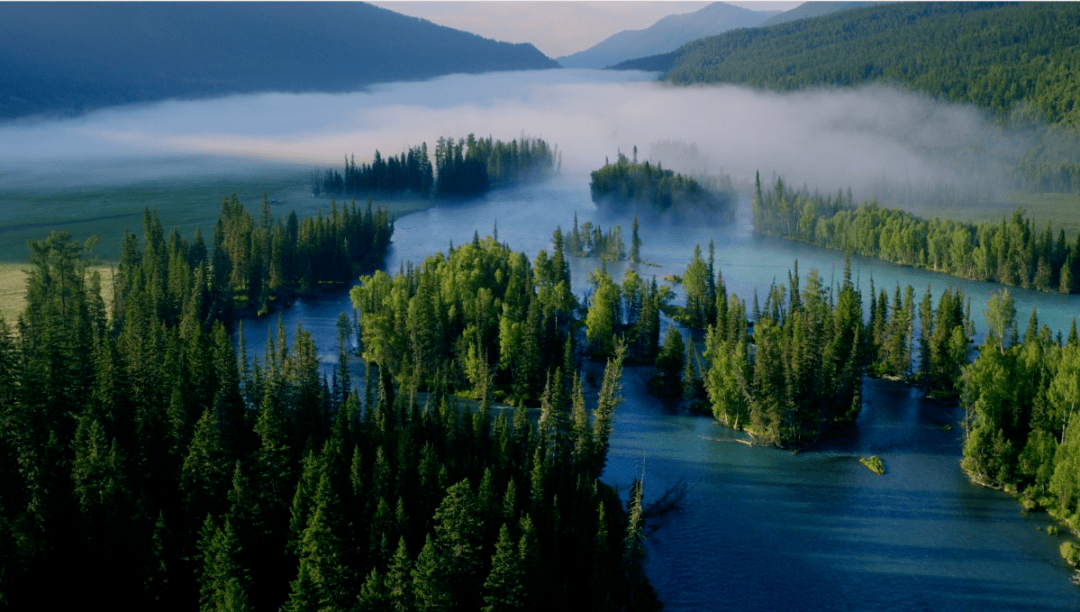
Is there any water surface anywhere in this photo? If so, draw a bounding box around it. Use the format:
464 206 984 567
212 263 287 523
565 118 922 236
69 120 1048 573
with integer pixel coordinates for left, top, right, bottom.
241 176 1080 610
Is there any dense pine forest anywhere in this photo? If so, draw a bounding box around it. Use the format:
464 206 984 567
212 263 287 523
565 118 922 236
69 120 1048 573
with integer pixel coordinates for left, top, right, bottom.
590 152 735 222
635 241 970 445
961 290 1080 569
0 199 662 609
316 135 557 200
656 2 1080 192
753 174 1080 295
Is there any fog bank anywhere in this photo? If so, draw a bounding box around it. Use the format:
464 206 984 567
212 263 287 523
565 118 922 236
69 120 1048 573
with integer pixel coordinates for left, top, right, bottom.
0 69 1026 204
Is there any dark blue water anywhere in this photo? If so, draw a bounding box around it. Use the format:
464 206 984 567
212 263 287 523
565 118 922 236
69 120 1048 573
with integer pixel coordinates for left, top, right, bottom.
241 175 1080 611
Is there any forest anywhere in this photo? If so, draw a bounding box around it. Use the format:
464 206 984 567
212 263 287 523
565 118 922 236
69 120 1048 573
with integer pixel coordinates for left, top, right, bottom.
656 244 970 445
961 289 1080 554
0 201 661 610
752 174 1080 295
563 214 644 264
315 135 557 200
661 2 1080 192
589 152 735 222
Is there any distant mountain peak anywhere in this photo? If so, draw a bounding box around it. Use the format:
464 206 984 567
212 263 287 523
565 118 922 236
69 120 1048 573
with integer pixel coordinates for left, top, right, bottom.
0 2 558 121
556 1 779 69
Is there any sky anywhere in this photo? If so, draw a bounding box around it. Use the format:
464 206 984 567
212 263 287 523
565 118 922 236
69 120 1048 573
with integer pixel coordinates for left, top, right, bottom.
369 1 804 58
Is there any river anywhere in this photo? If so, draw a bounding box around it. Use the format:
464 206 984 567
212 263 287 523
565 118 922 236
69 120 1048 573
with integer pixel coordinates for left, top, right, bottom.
240 174 1080 611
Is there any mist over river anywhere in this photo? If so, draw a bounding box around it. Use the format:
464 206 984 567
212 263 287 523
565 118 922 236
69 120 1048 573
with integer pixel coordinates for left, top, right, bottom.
9 62 1074 609
241 176 1080 611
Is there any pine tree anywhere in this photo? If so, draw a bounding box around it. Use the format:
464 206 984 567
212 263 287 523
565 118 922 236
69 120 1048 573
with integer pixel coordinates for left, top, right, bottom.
410 535 447 611
285 470 350 611
181 409 232 521
654 326 685 398
622 479 646 608
482 523 526 612
433 479 484 611
592 341 627 477
385 536 413 612
197 517 252 612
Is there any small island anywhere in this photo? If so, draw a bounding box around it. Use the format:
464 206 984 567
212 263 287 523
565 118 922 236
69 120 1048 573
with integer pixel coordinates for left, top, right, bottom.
860 456 886 475
315 134 557 199
589 150 735 223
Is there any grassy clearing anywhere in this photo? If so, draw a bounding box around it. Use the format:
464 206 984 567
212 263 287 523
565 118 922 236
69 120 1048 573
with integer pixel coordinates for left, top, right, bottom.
0 168 430 319
0 263 27 324
0 171 432 262
896 191 1080 236
0 263 113 325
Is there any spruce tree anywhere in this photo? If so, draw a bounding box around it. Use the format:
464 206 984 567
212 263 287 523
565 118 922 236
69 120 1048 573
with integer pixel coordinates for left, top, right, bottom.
482 523 526 612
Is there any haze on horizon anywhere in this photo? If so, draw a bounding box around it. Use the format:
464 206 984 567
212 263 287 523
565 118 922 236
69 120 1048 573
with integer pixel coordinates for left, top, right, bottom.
369 1 802 57
0 68 1025 208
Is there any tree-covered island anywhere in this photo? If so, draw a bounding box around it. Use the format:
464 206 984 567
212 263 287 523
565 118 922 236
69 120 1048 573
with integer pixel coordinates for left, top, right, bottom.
315 134 558 200
590 151 735 223
637 240 971 446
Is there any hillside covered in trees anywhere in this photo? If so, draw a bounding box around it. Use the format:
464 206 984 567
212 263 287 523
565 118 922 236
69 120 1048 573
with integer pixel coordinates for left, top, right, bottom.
316 135 557 200
590 152 735 223
0 3 559 121
621 2 1080 192
664 2 1080 127
0 216 660 609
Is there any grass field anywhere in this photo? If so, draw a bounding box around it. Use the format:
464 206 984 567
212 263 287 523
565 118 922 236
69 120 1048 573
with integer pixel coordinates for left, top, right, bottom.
0 167 432 320
0 170 431 263
0 263 27 323
0 263 114 324
896 191 1080 237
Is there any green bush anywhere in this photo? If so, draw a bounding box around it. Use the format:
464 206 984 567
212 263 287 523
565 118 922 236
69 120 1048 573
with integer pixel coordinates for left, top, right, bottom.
860 456 885 475
1060 541 1080 566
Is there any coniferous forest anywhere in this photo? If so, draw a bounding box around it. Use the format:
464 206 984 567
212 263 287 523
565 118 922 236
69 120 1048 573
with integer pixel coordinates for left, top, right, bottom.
315 135 557 200
666 247 971 446
753 174 1080 295
656 2 1080 193
961 290 1080 547
590 152 735 222
0 195 664 610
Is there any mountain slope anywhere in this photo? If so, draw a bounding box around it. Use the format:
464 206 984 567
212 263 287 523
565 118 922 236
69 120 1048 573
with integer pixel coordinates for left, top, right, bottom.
0 2 558 121
556 2 778 69
757 1 881 27
664 2 1080 127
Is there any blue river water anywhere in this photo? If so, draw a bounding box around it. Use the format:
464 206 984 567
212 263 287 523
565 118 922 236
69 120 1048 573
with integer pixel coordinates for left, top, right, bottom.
240 175 1080 611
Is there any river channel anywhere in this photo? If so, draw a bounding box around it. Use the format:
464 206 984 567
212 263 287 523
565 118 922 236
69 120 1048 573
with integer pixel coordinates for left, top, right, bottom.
241 175 1080 611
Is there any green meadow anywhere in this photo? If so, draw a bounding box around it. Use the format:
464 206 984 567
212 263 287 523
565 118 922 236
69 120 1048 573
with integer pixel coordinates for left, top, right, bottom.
897 191 1080 238
0 169 431 320
0 170 431 263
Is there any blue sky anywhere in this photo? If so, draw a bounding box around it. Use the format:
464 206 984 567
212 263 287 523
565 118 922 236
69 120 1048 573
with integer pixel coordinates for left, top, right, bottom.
370 1 803 57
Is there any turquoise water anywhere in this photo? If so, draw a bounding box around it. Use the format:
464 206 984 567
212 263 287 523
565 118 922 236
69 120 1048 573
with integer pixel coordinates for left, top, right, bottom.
241 175 1080 610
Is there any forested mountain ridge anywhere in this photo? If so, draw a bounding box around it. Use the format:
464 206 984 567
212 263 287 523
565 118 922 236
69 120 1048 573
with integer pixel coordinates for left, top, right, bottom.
662 2 1080 128
756 1 881 27
556 2 778 69
0 2 558 121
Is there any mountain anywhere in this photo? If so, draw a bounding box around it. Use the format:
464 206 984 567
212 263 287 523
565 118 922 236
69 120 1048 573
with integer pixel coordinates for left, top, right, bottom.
556 2 779 69
757 1 881 27
0 2 558 122
660 2 1080 128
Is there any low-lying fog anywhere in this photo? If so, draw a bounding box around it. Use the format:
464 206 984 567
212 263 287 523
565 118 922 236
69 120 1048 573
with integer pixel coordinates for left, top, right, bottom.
0 68 1030 203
